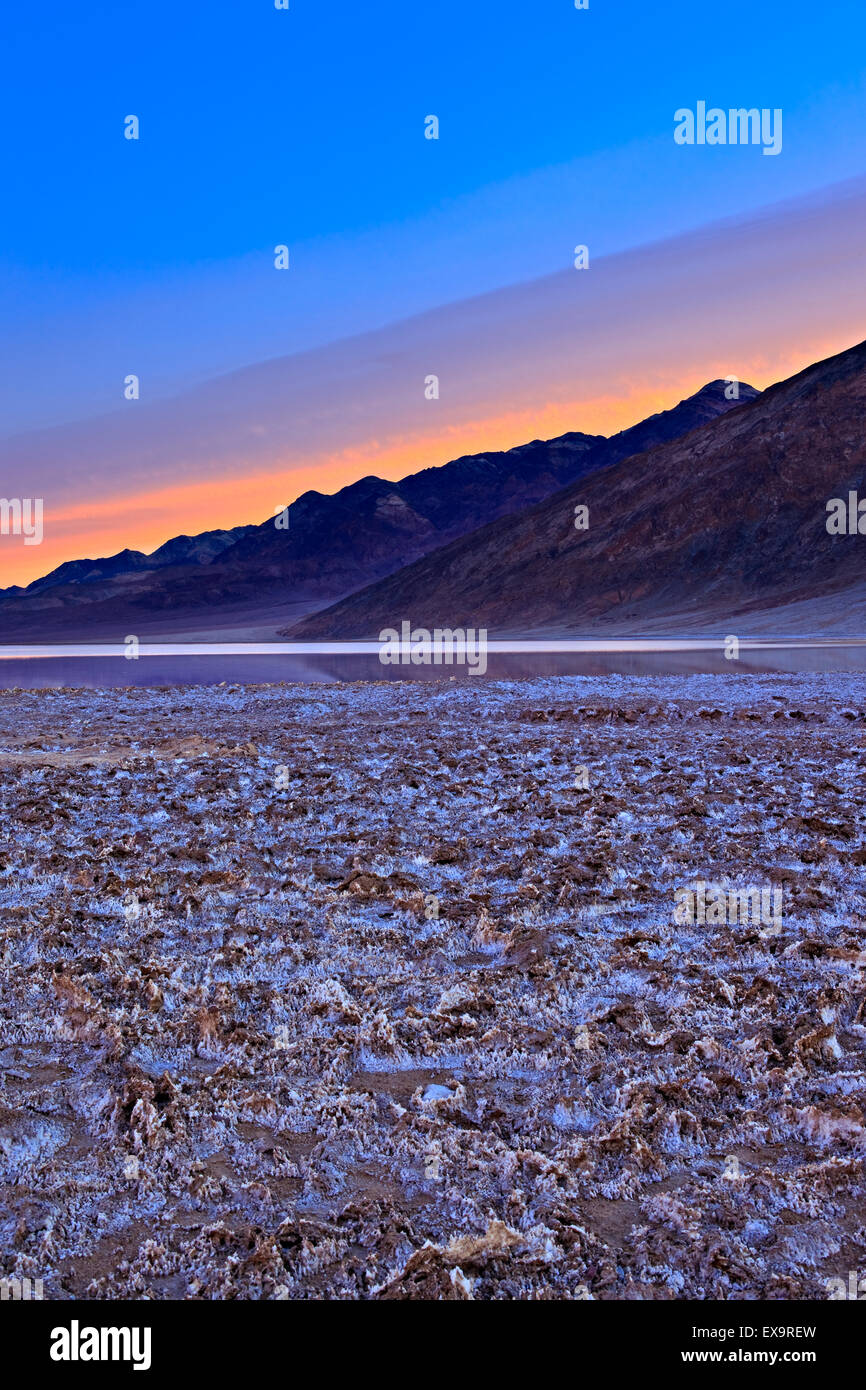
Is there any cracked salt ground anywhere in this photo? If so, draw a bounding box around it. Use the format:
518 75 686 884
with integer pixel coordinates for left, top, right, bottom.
0 674 864 1299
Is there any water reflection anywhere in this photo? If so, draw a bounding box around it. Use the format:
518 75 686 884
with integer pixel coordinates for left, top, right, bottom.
1 643 865 688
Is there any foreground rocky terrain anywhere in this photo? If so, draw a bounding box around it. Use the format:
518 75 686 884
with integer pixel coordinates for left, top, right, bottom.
0 675 864 1300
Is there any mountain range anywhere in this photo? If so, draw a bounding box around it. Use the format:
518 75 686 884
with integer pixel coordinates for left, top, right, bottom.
293 339 866 638
0 377 757 638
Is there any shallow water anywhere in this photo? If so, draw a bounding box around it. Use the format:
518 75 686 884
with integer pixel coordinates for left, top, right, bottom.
1 641 865 688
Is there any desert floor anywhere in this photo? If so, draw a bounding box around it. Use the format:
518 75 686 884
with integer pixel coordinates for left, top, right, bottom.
1 674 864 1299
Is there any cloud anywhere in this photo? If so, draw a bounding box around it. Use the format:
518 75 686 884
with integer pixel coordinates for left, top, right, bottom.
2 176 865 587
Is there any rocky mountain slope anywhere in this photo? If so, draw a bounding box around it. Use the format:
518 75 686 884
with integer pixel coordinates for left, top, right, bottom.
292 341 866 638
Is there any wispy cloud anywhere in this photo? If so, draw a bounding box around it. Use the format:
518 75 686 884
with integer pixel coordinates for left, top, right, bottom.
2 177 865 587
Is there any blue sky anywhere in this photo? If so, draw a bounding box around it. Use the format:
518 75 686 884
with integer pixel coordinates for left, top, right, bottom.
2 0 865 432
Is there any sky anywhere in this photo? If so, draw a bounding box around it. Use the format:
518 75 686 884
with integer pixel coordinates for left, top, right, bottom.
2 0 865 586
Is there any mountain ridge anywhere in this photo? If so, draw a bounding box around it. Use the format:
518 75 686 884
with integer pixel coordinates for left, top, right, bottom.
0 378 756 636
289 340 866 639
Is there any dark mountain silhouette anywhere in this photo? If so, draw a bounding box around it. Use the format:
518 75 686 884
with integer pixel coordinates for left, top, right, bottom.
292 340 866 638
10 528 258 598
0 378 756 636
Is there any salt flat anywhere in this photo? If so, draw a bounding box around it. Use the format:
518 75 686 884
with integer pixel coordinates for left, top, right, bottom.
0 675 864 1299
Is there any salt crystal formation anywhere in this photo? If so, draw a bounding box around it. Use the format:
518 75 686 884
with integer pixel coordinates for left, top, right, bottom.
0 674 864 1300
